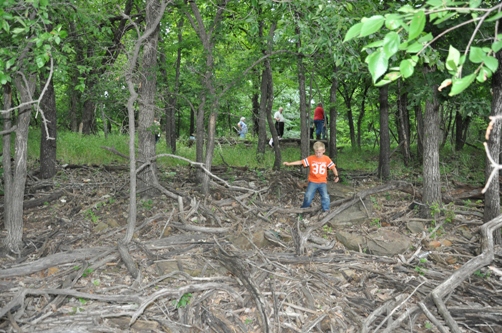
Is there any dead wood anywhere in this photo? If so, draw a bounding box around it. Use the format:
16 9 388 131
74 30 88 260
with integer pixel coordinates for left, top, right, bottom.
1 166 502 332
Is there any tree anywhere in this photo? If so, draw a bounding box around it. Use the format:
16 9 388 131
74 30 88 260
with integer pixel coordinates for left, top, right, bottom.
137 0 162 196
0 1 65 253
377 84 390 180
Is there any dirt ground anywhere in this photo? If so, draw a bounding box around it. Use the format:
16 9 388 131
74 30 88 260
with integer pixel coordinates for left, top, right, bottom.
0 163 501 333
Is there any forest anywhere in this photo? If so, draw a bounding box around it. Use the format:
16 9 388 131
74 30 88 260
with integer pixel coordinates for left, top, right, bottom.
1 0 502 332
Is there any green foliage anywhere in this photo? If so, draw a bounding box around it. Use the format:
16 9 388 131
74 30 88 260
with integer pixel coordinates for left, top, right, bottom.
172 293 192 309
344 2 501 95
85 210 99 224
322 225 333 239
82 268 94 278
473 269 491 279
370 218 381 228
141 199 153 210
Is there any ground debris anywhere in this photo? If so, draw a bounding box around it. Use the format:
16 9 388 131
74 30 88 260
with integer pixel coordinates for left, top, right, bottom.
0 166 501 332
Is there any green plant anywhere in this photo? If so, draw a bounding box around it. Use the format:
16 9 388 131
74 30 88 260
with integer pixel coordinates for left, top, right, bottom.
172 293 192 309
425 321 433 330
473 270 491 279
141 199 153 210
92 279 100 286
85 209 99 224
82 268 94 278
78 298 87 306
244 318 253 325
414 266 425 275
370 218 381 228
322 225 333 239
370 196 379 209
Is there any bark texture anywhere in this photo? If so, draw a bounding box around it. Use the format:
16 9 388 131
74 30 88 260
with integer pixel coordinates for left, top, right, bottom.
421 78 442 218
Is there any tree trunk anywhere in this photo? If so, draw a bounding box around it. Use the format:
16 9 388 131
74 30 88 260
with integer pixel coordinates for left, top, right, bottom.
4 74 36 253
378 85 390 180
2 83 13 250
484 49 502 245
185 0 229 194
454 111 471 151
39 71 57 179
415 103 424 162
397 79 411 166
162 16 183 154
137 0 161 196
81 99 96 135
421 76 442 218
356 81 370 150
259 21 276 165
328 64 338 159
295 16 309 168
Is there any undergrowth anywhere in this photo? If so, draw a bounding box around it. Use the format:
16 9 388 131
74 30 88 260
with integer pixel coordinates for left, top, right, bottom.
16 129 485 185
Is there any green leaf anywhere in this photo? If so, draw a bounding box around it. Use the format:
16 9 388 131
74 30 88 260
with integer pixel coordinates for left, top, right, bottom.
483 55 498 73
0 72 9 85
417 33 433 43
385 14 402 30
35 55 46 68
12 27 25 34
445 45 460 72
344 22 362 42
5 57 15 70
365 49 388 82
405 42 422 54
470 0 481 8
426 0 443 6
398 5 414 13
363 40 384 50
469 46 485 63
449 73 476 96
409 10 425 41
486 12 502 23
360 15 385 37
492 40 502 53
383 31 400 59
375 79 391 87
2 19 9 33
400 59 415 78
476 67 491 83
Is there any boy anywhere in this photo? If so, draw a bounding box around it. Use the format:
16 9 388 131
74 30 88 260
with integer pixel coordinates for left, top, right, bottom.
283 141 339 212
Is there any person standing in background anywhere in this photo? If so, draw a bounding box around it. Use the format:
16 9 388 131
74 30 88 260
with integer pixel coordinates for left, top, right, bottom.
313 103 325 140
237 117 248 139
153 118 161 144
274 107 285 138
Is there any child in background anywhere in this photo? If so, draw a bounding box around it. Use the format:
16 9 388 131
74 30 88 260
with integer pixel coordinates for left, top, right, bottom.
283 141 339 212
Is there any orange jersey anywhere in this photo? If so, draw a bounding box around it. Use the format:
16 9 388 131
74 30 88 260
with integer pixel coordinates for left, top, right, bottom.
302 155 335 183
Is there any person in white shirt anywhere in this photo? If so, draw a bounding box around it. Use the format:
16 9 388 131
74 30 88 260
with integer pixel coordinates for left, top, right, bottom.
274 107 285 138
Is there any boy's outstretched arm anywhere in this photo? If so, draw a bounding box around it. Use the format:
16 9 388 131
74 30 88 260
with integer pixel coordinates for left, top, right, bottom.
283 160 303 166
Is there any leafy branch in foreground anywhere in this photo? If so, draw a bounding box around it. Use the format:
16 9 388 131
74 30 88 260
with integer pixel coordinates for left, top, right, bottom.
344 1 502 95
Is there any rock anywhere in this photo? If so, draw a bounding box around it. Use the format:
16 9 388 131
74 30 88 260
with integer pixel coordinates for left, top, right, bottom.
336 229 412 256
94 221 109 232
366 229 412 256
230 230 270 250
407 221 425 233
335 231 366 252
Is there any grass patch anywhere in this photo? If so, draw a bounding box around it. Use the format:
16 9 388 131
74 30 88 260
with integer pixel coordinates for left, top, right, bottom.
17 129 486 186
